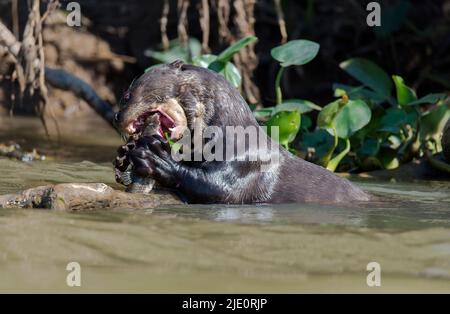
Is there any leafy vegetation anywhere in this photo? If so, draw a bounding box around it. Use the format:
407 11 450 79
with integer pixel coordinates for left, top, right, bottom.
271 40 320 105
147 36 449 173
146 36 257 88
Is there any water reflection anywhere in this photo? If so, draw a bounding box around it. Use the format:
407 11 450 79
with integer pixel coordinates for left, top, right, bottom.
210 205 275 223
152 191 450 230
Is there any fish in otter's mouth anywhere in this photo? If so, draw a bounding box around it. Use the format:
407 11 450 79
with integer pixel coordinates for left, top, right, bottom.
122 99 188 141
126 109 176 138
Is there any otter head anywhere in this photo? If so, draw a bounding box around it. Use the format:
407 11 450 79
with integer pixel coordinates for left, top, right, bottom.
114 60 214 141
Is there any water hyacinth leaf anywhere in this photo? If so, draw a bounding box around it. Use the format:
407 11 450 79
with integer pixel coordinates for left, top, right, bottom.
192 55 242 87
193 54 226 73
333 100 372 139
216 36 258 63
379 125 400 134
379 108 418 133
147 50 181 63
222 62 242 87
407 93 447 106
253 108 274 120
145 38 201 63
420 103 450 140
273 99 322 115
271 40 320 67
405 111 419 126
208 60 227 73
301 115 312 131
358 137 380 157
334 88 347 97
192 54 217 68
379 108 407 132
266 111 301 147
317 100 341 129
333 84 386 105
300 129 334 160
392 75 417 105
340 58 393 100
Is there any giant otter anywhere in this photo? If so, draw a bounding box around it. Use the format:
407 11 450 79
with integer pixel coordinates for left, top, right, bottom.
114 61 370 204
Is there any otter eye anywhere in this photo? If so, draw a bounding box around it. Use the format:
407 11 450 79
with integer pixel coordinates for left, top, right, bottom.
123 90 131 102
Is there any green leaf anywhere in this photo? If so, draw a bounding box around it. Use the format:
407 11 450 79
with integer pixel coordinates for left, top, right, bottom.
273 99 322 114
340 58 393 100
301 115 312 131
379 108 417 133
265 111 301 147
318 99 371 139
300 129 334 160
333 100 372 139
222 62 242 87
420 103 450 140
216 36 258 63
392 75 417 105
192 54 242 87
271 40 320 67
379 109 405 133
407 93 447 106
253 108 274 120
208 60 226 73
333 84 386 105
192 54 217 67
358 138 381 157
145 38 201 63
164 132 182 153
317 100 342 129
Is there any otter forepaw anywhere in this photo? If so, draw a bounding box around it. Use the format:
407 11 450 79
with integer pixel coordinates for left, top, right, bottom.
113 140 136 185
129 135 181 187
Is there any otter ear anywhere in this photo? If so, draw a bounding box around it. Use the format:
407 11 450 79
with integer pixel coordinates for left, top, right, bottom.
169 60 185 70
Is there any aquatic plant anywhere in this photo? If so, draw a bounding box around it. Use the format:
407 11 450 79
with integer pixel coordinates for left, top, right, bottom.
258 42 449 172
146 36 257 88
146 37 449 173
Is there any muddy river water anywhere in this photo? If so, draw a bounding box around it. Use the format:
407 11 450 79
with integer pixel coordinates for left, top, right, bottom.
0 117 449 292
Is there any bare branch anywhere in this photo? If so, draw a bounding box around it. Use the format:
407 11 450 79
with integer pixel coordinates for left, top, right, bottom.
273 0 288 44
0 18 21 57
160 0 170 50
199 0 210 53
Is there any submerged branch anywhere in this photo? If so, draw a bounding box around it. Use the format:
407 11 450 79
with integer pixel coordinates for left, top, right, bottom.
44 68 116 127
0 18 117 130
